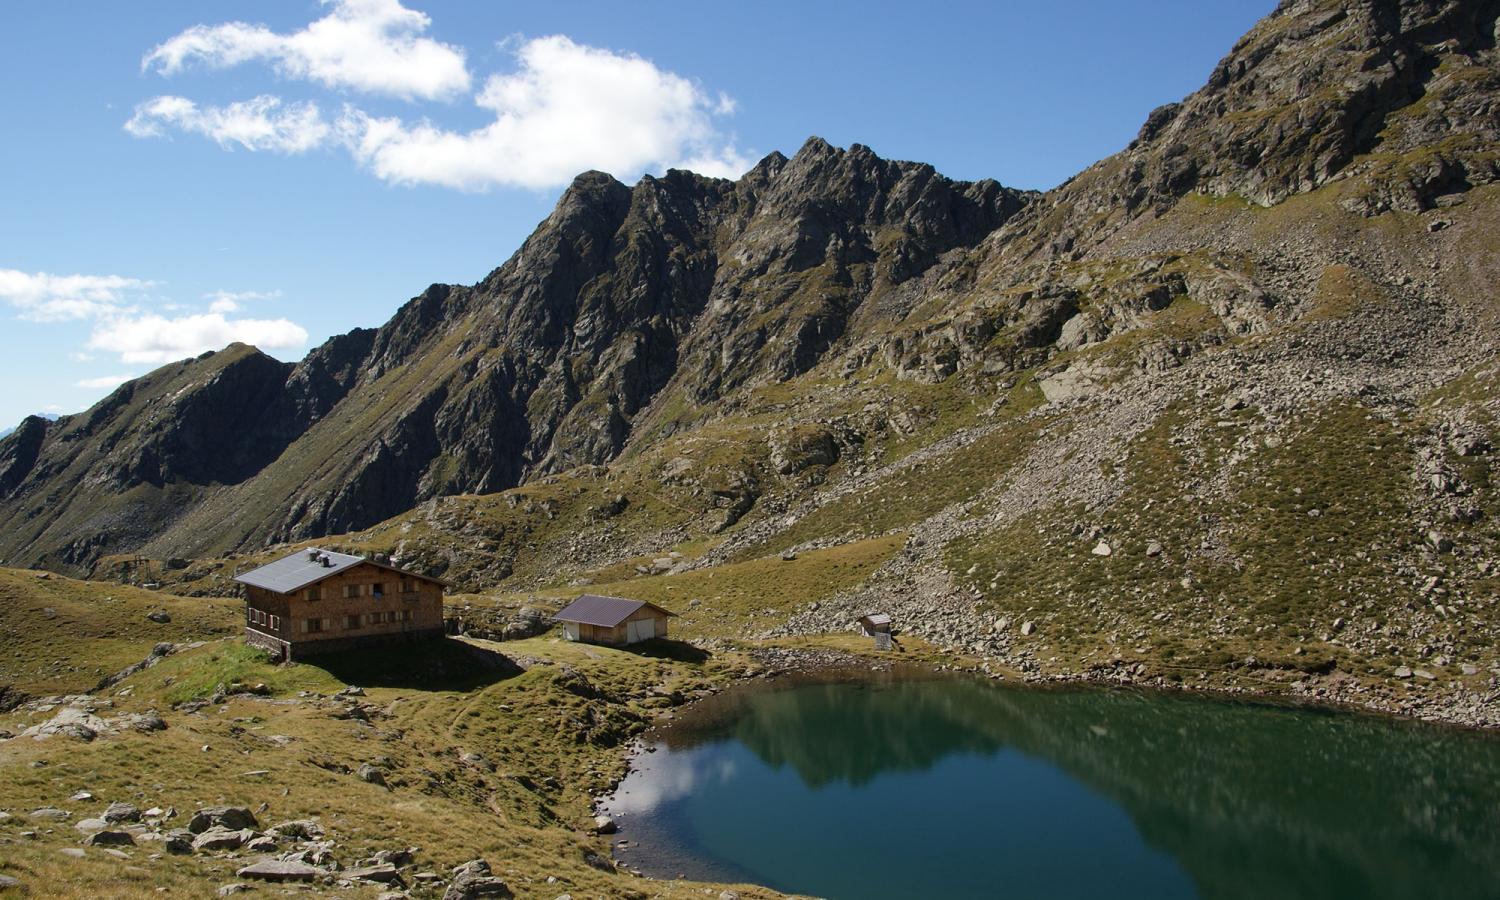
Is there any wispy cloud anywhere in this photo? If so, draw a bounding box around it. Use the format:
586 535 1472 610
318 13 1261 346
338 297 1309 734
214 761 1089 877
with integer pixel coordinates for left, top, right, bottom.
88 312 309 365
1 269 309 366
125 95 330 153
205 288 282 313
143 0 470 102
129 4 750 190
75 373 137 390
0 269 154 321
340 35 751 190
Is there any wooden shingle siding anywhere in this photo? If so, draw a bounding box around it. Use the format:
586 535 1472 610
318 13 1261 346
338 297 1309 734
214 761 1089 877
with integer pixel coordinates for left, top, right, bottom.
238 555 445 661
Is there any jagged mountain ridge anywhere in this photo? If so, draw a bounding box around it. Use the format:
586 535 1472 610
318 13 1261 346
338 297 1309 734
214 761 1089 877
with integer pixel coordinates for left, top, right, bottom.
0 139 1029 568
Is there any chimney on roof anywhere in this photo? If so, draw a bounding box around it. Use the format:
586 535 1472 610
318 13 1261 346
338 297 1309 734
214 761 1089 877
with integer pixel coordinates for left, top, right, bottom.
321 556 333 568
306 548 320 560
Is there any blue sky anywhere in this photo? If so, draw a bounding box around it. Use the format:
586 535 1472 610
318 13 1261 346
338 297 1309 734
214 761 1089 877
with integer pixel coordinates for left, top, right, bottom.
0 0 1274 428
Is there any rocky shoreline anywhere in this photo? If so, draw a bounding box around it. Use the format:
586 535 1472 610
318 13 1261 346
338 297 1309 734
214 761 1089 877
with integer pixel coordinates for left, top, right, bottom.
702 642 1500 734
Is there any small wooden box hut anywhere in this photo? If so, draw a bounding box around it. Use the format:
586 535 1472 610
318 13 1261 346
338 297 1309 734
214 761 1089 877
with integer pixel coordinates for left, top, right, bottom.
553 594 676 646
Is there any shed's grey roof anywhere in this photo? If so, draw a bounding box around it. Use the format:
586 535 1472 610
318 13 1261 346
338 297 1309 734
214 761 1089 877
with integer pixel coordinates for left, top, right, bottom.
859 613 891 626
233 548 381 594
553 594 676 627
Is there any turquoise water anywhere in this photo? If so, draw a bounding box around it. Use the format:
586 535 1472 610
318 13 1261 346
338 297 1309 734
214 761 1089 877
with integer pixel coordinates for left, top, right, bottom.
605 677 1500 900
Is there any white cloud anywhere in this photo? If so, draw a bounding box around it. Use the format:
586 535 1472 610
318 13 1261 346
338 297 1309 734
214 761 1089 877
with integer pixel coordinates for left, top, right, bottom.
88 313 309 365
205 288 282 313
340 35 751 190
0 269 154 321
131 6 751 190
125 95 329 153
75 374 137 391
144 0 470 102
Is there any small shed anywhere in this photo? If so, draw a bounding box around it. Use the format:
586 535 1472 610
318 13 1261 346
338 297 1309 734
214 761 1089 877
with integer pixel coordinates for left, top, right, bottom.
553 594 677 646
858 614 891 636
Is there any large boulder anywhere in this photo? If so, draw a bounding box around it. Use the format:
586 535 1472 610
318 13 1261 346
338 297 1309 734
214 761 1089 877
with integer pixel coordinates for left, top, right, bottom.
356 763 388 787
443 860 512 900
103 801 141 823
189 806 258 834
193 827 253 852
163 829 195 855
345 863 402 885
29 807 70 820
236 859 323 883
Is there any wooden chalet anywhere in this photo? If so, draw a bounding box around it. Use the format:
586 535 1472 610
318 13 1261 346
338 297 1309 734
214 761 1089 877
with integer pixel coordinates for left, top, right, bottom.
233 548 446 661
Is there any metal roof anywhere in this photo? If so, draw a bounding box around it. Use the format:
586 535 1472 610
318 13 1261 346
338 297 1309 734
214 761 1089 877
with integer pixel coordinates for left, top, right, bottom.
859 614 891 626
233 548 366 593
232 547 447 594
552 594 676 628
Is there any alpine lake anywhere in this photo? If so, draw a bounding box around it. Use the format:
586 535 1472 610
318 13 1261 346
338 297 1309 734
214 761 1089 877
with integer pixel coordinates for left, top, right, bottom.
604 674 1500 900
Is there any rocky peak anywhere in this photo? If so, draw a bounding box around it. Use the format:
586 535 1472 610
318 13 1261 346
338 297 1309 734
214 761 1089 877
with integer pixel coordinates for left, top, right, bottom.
994 0 1500 265
0 415 51 498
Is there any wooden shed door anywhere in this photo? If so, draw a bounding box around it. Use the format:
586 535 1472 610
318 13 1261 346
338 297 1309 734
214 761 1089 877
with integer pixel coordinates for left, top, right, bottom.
627 618 656 643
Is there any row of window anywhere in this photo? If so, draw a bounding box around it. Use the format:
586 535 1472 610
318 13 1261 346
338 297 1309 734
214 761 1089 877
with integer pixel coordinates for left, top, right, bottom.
247 608 282 630
346 610 409 628
301 610 415 633
304 579 420 602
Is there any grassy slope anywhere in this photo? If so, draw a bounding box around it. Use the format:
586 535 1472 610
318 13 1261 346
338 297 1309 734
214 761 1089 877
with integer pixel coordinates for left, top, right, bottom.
0 568 239 699
0 615 796 899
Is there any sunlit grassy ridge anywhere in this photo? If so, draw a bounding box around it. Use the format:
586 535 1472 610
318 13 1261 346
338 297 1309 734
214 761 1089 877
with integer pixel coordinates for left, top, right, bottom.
0 567 239 698
0 625 797 899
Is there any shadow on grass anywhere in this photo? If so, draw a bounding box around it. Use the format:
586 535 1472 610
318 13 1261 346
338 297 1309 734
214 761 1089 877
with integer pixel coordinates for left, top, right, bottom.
308 636 521 692
631 638 711 664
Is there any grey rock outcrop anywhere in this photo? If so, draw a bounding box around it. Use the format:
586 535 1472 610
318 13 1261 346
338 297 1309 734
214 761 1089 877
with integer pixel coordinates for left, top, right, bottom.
443 860 512 900
235 859 323 883
188 806 258 834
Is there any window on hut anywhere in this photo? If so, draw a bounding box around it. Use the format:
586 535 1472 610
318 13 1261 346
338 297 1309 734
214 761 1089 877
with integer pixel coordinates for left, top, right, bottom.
346 614 360 630
307 586 322 601
372 582 385 598
306 618 323 633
